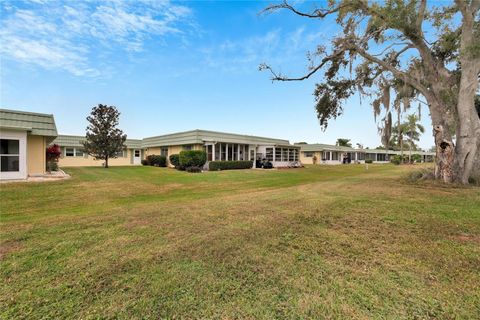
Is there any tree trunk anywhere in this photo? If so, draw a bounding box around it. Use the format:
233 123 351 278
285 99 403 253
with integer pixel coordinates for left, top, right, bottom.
400 137 404 163
408 139 412 164
105 156 109 168
452 3 480 184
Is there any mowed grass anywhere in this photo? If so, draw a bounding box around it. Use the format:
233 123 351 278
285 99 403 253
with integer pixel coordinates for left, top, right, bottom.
1 165 479 319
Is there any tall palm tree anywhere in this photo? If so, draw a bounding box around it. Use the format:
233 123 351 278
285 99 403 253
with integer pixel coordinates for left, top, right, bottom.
403 114 425 163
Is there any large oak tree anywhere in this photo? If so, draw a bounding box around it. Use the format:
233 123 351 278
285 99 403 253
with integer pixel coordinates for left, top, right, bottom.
261 0 479 184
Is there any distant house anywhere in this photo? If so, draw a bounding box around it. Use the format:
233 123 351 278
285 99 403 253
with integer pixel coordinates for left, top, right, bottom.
0 109 58 180
52 135 143 167
54 129 301 168
298 143 435 164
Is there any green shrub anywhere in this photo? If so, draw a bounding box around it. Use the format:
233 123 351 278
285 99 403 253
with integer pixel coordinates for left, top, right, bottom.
169 154 180 167
209 160 253 171
141 159 149 166
411 154 422 163
47 161 58 172
179 150 207 168
365 159 373 164
146 155 167 167
390 155 402 165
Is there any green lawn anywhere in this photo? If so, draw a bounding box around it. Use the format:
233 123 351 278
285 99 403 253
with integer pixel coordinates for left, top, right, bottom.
1 165 479 319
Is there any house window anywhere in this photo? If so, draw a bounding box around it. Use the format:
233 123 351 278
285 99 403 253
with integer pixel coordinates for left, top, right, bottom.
206 145 213 161
183 145 193 151
65 147 85 157
332 152 339 161
357 153 365 160
275 148 282 161
304 151 314 157
0 139 20 172
233 144 238 160
221 143 226 161
377 153 387 161
266 148 273 161
322 151 331 161
65 147 75 157
228 144 233 161
288 149 295 161
75 149 85 157
294 149 299 161
161 147 168 157
114 150 126 158
250 149 255 161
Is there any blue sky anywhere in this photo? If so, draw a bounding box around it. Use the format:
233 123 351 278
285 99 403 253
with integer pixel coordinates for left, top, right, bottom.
0 0 434 149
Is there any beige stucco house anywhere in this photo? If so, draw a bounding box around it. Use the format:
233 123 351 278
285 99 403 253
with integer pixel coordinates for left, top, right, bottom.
0 109 58 180
298 143 435 164
54 129 301 168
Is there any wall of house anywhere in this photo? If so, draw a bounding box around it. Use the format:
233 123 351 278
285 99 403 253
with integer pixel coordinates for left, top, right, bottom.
57 149 137 167
27 135 46 176
299 151 321 165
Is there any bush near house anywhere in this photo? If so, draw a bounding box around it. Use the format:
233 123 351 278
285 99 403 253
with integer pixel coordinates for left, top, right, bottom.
146 155 167 167
141 159 149 166
411 154 422 163
209 160 253 171
179 150 207 169
365 159 373 164
46 144 61 172
169 154 180 168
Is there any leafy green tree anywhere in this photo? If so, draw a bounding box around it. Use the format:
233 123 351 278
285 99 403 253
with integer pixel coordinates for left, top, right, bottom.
261 0 480 184
336 138 352 147
82 104 127 168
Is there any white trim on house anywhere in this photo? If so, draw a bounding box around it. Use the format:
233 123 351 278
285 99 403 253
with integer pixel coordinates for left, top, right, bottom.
0 129 27 180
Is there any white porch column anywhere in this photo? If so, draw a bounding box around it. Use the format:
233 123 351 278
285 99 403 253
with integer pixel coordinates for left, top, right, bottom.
225 144 229 161
212 143 216 161
253 145 257 168
237 144 240 160
273 147 276 162
329 151 332 162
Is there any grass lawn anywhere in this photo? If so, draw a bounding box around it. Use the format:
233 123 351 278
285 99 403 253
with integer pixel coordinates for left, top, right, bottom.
1 164 479 319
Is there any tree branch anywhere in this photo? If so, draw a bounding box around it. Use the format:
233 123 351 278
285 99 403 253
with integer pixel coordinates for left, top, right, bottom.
349 43 429 95
261 0 344 18
260 50 344 81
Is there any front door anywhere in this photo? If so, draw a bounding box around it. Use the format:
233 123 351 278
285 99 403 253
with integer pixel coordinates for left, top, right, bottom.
133 149 141 165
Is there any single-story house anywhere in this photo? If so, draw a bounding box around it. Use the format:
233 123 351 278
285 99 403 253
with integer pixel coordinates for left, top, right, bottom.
52 135 144 167
298 143 435 165
0 109 58 180
54 129 301 168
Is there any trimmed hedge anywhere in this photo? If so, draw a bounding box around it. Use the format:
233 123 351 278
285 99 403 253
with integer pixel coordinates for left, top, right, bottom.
209 160 253 171
146 155 167 167
179 150 207 168
365 159 373 164
169 154 180 167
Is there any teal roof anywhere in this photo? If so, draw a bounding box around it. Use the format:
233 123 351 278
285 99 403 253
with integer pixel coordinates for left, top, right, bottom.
52 135 142 149
0 109 57 138
143 129 291 147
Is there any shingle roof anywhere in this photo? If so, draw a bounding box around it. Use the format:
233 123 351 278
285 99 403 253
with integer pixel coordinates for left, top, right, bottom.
52 135 142 149
0 109 57 138
142 129 291 147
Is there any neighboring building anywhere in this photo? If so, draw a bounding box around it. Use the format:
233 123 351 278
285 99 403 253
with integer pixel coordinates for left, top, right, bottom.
53 129 301 168
298 143 435 165
52 135 143 167
0 109 58 180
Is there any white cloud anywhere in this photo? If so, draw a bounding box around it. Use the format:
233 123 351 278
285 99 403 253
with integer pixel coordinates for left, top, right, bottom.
0 0 193 76
202 27 327 74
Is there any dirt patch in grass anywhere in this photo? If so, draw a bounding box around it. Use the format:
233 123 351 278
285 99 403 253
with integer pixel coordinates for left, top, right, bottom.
0 240 22 260
452 233 480 244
